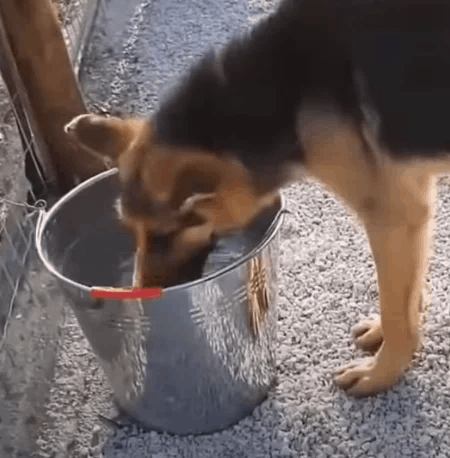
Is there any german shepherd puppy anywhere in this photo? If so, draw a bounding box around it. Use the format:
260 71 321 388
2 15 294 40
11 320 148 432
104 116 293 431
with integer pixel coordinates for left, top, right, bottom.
65 0 450 397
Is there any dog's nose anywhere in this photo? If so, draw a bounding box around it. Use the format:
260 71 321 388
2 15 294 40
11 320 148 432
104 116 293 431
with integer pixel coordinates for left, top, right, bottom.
64 120 75 134
64 116 81 135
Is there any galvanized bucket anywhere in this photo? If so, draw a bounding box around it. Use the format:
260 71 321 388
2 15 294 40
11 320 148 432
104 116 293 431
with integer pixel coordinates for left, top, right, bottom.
35 168 285 435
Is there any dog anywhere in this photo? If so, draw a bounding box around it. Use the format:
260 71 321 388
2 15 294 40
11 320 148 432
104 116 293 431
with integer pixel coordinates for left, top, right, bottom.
65 0 450 397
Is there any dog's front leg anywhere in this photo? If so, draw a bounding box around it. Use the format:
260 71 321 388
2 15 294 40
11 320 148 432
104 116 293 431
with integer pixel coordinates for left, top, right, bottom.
335 169 436 396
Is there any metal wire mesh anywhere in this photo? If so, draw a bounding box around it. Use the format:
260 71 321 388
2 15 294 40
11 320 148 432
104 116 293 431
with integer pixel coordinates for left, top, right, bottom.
0 0 102 344
57 0 101 73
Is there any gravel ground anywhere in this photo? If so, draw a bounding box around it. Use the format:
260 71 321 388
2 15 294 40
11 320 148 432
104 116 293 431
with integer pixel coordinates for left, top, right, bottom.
36 0 450 456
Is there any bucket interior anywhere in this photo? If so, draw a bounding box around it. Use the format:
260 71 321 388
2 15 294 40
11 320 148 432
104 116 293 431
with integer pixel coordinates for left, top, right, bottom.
38 170 135 290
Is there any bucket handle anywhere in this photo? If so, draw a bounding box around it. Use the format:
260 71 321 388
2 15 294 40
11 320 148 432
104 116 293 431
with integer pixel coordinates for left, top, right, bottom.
35 199 48 239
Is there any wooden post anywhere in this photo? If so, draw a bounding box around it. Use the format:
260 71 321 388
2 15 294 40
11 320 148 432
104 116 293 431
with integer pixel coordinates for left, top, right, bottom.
0 0 107 195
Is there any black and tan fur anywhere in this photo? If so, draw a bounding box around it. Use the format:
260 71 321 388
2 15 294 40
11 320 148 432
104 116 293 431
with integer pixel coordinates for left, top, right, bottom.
65 0 450 397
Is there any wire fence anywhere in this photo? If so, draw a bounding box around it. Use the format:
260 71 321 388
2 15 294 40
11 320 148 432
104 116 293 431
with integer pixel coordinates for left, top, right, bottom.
58 0 103 73
0 0 102 344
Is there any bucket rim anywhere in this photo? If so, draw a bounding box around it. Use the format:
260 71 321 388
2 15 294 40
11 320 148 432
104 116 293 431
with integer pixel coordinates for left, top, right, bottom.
35 168 286 294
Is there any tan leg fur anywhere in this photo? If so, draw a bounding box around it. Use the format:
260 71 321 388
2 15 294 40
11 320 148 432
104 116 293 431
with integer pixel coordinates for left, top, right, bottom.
297 101 438 396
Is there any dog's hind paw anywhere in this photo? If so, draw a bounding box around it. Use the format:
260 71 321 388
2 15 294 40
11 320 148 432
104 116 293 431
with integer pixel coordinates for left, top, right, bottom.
353 316 383 353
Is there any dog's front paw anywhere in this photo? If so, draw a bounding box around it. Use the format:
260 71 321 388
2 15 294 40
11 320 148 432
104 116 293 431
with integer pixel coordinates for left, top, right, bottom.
353 316 383 353
334 345 409 397
334 358 394 397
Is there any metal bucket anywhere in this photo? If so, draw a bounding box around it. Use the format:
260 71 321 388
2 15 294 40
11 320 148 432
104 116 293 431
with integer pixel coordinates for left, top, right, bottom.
35 168 285 435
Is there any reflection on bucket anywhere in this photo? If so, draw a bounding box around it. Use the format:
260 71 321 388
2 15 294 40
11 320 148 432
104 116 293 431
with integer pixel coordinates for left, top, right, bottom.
36 168 285 435
247 254 271 339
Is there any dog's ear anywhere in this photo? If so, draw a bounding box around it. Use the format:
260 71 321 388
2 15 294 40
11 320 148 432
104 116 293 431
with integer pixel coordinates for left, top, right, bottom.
167 155 278 238
64 114 147 162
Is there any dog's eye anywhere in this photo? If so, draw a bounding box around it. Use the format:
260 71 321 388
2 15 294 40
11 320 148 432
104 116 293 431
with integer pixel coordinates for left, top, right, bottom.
121 182 169 219
121 180 145 213
178 210 207 228
150 234 172 253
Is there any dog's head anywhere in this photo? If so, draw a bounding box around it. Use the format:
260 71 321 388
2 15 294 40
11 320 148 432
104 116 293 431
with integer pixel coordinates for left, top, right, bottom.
65 113 273 288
